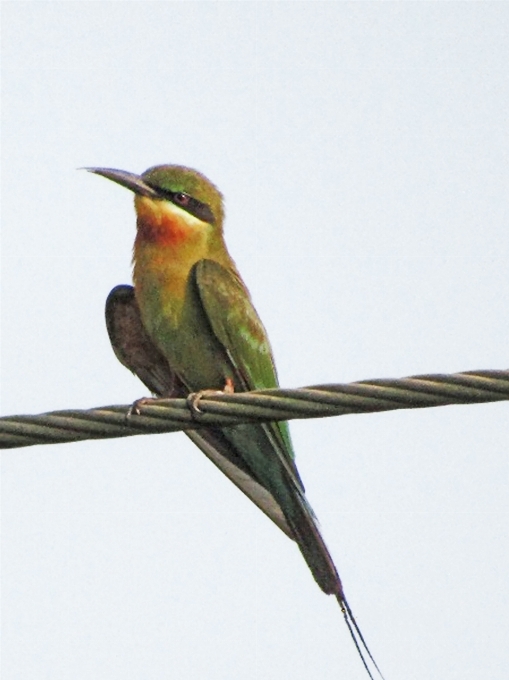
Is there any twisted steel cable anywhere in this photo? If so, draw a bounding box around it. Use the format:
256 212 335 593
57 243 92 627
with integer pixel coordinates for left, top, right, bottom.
1 369 508 450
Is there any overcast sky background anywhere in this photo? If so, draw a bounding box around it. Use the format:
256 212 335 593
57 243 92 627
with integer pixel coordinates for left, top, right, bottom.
2 3 508 679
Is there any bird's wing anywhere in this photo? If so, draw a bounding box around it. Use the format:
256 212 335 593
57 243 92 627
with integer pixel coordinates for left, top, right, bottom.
105 284 292 537
193 259 296 467
193 260 344 595
106 285 183 397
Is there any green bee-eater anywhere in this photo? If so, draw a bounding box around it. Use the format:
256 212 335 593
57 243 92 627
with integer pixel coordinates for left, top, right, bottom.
88 165 382 678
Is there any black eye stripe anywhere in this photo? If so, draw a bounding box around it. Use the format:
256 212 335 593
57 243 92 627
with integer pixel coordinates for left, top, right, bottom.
145 183 215 225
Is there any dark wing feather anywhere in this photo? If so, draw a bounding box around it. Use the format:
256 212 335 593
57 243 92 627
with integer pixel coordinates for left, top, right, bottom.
105 285 183 397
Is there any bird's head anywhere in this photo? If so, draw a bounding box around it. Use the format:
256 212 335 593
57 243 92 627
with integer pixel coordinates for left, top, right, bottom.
86 165 225 249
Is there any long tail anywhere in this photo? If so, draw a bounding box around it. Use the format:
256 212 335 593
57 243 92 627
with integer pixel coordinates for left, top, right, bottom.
337 593 385 680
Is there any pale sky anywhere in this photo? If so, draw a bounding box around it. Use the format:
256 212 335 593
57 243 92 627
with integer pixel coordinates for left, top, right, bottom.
2 3 508 679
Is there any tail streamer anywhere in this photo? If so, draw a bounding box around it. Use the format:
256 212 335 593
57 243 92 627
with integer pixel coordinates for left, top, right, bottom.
337 595 385 680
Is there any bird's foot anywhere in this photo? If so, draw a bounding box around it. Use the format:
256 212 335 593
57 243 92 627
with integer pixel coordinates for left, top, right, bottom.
126 396 161 418
187 378 234 416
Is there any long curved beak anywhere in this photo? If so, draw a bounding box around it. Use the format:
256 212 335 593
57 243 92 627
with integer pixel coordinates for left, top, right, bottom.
84 167 160 199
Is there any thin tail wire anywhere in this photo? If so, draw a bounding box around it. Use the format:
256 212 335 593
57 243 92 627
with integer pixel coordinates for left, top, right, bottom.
337 594 385 680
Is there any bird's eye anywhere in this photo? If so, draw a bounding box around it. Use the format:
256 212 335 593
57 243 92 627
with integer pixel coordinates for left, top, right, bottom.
174 192 190 206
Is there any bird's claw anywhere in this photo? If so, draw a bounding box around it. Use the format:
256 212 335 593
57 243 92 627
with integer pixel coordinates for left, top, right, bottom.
126 396 159 419
186 389 218 416
187 379 234 417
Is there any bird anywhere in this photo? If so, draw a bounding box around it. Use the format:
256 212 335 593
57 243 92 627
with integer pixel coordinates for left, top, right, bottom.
88 164 383 678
